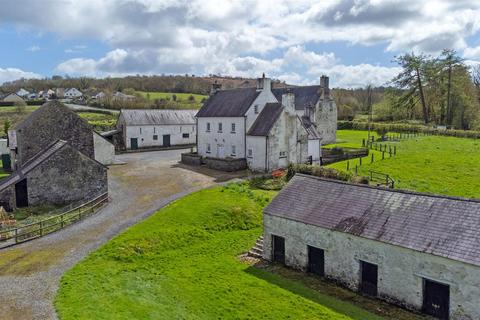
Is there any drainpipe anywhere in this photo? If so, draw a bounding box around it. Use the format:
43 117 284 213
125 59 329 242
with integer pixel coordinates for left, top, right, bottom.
265 136 268 172
195 117 198 154
244 116 247 159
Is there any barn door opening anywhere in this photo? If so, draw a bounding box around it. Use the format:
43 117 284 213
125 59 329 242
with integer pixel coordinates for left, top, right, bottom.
272 235 285 265
423 279 449 319
308 246 324 276
130 138 138 150
360 260 378 296
15 178 28 208
163 135 171 147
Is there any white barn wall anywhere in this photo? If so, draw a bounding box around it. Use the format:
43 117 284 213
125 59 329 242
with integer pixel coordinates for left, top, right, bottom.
263 214 480 319
124 124 196 149
308 139 321 164
197 117 245 158
246 135 266 171
93 133 115 165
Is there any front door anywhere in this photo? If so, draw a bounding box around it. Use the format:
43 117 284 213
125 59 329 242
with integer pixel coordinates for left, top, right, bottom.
15 178 28 208
308 246 325 276
360 261 378 296
130 138 138 150
217 144 224 158
272 235 285 265
163 134 171 147
423 279 450 319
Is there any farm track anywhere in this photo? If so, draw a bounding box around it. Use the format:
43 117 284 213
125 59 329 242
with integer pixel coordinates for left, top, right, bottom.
0 149 244 320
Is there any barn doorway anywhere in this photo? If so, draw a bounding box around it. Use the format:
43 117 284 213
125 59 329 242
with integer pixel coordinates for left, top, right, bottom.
163 135 171 147
15 178 28 208
423 279 449 319
272 235 285 265
307 246 324 276
360 260 378 296
130 138 138 150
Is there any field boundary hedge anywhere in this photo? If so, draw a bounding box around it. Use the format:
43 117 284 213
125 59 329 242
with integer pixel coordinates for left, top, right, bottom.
338 121 480 139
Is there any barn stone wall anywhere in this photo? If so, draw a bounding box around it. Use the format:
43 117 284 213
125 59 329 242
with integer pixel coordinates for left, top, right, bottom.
26 145 107 206
0 185 15 211
263 214 480 320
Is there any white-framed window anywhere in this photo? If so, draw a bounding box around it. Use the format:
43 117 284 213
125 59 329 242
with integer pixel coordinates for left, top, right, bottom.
206 122 211 132
218 123 223 132
254 105 259 114
206 143 211 153
231 145 236 156
279 151 287 158
247 149 253 158
231 123 236 133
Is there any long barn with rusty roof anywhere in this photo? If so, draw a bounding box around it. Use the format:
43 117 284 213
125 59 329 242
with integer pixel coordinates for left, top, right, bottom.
263 174 480 319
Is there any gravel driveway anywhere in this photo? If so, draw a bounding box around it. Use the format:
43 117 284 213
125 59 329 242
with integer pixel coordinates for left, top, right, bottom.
0 149 243 320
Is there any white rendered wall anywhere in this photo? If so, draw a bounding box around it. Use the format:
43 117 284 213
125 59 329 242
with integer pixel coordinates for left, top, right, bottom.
308 139 321 164
124 124 196 149
197 117 245 158
246 135 267 171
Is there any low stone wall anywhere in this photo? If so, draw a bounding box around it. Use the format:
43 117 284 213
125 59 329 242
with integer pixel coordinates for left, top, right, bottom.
181 152 202 166
204 157 247 172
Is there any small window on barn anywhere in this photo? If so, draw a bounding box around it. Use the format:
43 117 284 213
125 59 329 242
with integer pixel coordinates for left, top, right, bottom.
279 151 287 158
140 127 142 134
231 123 236 133
231 145 236 156
218 123 223 132
206 122 211 132
206 143 211 153
247 149 253 158
153 135 158 140
254 105 259 114
183 133 189 138
154 127 156 134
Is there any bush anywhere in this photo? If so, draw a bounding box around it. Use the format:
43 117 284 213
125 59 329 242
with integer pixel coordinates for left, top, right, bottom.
287 163 355 182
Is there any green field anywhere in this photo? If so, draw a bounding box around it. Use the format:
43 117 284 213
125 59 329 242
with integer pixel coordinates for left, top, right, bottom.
327 130 480 198
55 183 420 320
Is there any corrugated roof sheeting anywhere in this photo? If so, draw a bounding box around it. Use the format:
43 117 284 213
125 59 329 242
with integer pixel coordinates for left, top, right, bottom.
264 174 480 267
121 109 197 125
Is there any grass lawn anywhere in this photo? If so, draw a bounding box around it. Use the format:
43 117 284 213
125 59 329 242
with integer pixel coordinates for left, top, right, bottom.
55 183 420 320
327 130 480 198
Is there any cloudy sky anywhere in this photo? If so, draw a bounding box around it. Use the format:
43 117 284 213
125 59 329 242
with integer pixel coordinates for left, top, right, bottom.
1 0 480 87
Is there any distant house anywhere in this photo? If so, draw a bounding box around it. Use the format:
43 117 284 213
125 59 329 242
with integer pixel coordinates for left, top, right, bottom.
113 91 135 101
2 93 24 103
38 89 55 99
117 109 196 150
8 101 115 169
16 88 30 97
264 174 480 320
64 88 83 99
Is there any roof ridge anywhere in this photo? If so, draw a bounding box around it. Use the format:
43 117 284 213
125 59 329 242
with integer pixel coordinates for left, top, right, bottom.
294 173 480 203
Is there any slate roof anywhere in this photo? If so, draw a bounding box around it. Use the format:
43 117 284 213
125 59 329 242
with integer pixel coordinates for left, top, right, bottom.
120 109 196 126
264 174 480 267
272 86 321 110
247 103 284 136
300 116 321 140
196 88 260 117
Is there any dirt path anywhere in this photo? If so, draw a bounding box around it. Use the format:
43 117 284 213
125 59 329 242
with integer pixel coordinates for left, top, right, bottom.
0 149 240 320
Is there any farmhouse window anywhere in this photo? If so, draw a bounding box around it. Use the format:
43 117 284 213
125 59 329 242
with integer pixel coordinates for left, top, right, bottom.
154 127 156 133
360 261 378 297
231 145 236 155
183 133 190 138
206 143 211 153
231 123 236 133
254 105 259 114
153 135 158 140
279 151 287 158
140 127 142 134
206 122 211 132
218 123 223 132
247 149 253 158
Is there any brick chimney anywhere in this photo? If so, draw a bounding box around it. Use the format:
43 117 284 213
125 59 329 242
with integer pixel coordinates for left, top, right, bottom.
320 75 330 99
282 90 295 115
210 80 222 96
256 73 272 92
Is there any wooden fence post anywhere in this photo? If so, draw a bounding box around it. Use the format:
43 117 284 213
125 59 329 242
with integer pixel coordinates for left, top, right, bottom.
347 161 350 171
394 146 397 155
360 157 362 166
371 153 374 163
362 139 365 147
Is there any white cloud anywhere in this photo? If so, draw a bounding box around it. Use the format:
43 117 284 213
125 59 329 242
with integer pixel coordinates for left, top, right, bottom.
27 45 40 52
464 46 480 60
0 68 41 84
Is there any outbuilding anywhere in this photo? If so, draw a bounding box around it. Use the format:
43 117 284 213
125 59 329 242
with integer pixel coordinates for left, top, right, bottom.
117 109 196 150
263 174 480 320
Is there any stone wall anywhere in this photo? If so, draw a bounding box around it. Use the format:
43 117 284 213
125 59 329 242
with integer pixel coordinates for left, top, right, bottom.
263 214 480 319
0 185 15 211
204 157 247 172
181 152 202 166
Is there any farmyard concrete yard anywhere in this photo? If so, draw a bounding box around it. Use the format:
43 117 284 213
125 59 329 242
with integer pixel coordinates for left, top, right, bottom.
0 149 235 320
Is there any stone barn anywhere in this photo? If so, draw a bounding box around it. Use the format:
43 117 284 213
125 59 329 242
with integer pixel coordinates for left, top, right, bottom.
263 174 480 320
0 140 107 211
8 101 115 169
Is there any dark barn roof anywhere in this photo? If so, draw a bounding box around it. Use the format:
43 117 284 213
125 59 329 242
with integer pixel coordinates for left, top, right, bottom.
272 86 321 110
265 174 480 267
247 103 283 136
120 109 196 126
196 88 260 117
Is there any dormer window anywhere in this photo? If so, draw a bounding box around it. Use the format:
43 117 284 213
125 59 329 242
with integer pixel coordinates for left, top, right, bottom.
254 105 259 114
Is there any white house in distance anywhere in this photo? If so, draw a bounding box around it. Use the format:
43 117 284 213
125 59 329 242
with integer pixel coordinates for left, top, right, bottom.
16 88 30 97
117 109 197 150
195 75 336 172
64 88 83 99
264 174 480 319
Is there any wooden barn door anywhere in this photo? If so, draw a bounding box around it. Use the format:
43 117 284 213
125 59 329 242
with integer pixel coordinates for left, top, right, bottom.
130 138 138 150
423 279 449 319
308 246 324 276
272 235 285 265
15 179 28 208
360 261 378 296
163 135 171 147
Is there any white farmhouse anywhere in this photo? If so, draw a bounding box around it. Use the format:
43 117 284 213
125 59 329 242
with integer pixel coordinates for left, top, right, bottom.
64 88 83 99
195 75 336 172
264 174 480 320
16 88 30 97
117 109 197 150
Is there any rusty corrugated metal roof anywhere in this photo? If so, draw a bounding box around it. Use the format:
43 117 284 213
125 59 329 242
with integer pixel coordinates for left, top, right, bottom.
264 174 480 267
120 109 197 126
